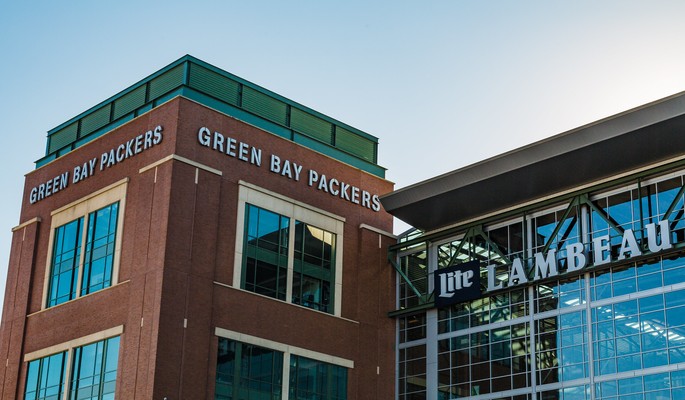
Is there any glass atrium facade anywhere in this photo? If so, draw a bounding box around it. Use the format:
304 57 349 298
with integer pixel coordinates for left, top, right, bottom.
394 164 685 399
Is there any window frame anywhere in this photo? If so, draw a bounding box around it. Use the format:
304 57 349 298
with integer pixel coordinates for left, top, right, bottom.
233 181 345 316
42 179 127 309
215 327 353 399
23 326 123 400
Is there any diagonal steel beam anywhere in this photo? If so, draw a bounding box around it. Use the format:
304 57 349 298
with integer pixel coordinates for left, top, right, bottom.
662 183 685 223
388 253 425 301
473 225 512 266
580 193 625 237
541 197 581 254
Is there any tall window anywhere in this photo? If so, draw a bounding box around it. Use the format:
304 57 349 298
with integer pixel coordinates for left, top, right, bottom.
81 203 119 296
48 218 84 307
24 336 120 400
242 205 290 300
44 180 126 309
24 352 67 400
215 338 284 400
290 355 347 400
47 203 119 307
236 183 343 315
242 204 337 313
214 335 349 400
292 222 335 313
70 336 120 399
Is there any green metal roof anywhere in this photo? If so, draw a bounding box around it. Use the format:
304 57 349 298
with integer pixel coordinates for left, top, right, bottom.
38 55 385 178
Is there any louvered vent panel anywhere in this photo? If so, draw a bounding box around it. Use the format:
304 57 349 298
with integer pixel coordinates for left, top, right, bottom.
113 86 146 119
48 123 78 153
291 108 332 144
80 104 111 136
336 127 376 162
242 87 287 125
188 64 240 105
149 64 185 99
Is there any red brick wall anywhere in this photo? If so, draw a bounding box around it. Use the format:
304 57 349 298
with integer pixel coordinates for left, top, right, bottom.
0 97 396 399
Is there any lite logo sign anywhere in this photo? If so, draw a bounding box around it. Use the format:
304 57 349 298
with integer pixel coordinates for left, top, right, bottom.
434 260 481 308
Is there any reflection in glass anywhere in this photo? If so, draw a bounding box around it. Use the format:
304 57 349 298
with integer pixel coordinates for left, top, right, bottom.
243 204 289 300
290 355 347 400
293 222 335 313
399 250 428 309
438 323 530 397
215 338 283 400
399 345 426 399
82 202 119 296
48 218 83 307
24 352 67 400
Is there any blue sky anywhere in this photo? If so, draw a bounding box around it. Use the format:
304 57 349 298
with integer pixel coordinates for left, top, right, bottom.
2 1 685 312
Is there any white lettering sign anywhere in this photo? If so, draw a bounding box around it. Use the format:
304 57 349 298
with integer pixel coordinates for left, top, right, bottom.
486 221 674 292
438 269 474 299
29 126 164 204
198 126 383 212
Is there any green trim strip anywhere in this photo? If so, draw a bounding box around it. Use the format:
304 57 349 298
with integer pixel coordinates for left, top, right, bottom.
38 56 384 178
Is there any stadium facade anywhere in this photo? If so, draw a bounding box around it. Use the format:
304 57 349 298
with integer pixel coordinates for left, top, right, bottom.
0 56 396 399
381 92 685 400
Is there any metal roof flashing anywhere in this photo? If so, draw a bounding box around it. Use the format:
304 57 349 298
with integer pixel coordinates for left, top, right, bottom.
37 55 385 178
381 90 685 231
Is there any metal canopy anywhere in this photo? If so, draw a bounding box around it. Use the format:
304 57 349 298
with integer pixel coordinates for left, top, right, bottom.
381 91 685 231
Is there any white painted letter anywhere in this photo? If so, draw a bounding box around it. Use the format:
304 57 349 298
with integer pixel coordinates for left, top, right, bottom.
566 242 586 272
270 154 281 173
308 170 319 186
487 264 503 291
508 258 528 286
617 229 642 260
646 221 673 253
592 235 611 266
534 249 558 280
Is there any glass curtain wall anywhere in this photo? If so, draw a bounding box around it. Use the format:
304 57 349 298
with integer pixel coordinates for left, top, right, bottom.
395 167 685 400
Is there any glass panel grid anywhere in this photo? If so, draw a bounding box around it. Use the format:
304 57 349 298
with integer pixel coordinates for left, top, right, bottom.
399 250 428 310
69 336 120 400
592 287 685 376
400 313 427 343
82 202 119 296
243 204 289 301
536 276 586 313
289 355 347 400
591 258 685 302
438 322 531 398
399 344 426 399
438 289 528 333
24 352 67 400
241 203 339 314
215 338 347 400
215 338 284 400
536 310 588 385
595 369 685 399
292 221 335 313
396 168 685 399
48 218 83 307
48 201 120 308
24 337 120 400
532 206 581 258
